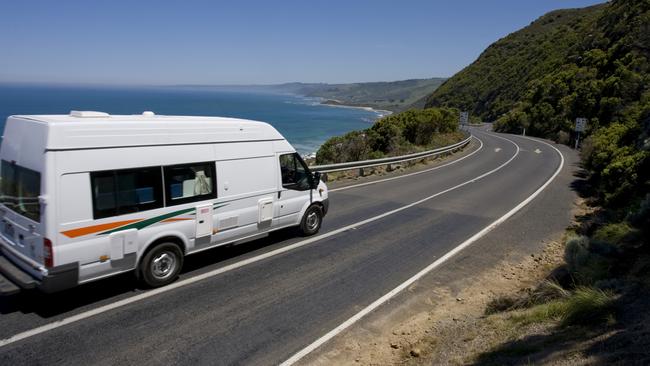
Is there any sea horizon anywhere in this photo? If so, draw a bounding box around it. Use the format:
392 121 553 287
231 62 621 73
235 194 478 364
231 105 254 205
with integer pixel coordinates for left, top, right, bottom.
0 83 387 155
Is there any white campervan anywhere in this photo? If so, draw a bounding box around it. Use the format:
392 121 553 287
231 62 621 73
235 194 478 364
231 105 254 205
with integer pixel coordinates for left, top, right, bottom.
0 111 328 294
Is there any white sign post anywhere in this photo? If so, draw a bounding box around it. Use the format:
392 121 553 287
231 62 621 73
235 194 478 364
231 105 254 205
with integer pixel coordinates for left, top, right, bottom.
459 111 469 130
575 117 587 149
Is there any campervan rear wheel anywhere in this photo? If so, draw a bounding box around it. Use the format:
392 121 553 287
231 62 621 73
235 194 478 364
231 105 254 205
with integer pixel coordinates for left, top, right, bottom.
299 205 323 236
140 243 184 288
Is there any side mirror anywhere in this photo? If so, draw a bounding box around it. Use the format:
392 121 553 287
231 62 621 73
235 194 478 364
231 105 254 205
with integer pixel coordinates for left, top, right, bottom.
311 171 321 189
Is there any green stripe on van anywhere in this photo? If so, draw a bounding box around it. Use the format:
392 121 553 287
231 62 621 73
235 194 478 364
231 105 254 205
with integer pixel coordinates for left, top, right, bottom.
98 203 228 236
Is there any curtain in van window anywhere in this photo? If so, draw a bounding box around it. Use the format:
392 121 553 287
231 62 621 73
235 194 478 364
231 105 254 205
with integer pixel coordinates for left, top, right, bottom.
194 170 211 195
163 162 216 205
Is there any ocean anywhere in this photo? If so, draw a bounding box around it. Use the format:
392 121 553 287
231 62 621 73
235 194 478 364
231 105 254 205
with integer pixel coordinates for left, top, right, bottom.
0 84 386 155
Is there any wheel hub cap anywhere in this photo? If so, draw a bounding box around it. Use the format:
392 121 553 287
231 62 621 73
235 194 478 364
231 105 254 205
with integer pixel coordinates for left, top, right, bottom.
151 252 176 280
306 212 318 230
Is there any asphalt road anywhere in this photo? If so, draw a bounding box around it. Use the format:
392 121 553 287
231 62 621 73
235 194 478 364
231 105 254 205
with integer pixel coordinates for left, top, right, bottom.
0 128 565 365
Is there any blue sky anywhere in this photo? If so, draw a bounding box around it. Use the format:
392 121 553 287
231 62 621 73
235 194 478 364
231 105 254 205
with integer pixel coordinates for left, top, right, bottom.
0 0 604 85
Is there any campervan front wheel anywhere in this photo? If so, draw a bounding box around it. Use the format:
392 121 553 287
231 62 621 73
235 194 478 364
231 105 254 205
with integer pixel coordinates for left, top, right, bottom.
300 205 323 236
140 242 184 288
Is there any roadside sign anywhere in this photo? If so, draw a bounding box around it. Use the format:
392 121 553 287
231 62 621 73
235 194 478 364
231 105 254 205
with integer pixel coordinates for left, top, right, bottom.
459 111 469 126
574 117 587 149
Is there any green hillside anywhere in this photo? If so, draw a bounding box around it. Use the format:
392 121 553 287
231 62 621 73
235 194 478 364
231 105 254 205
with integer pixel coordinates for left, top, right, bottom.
424 4 606 121
420 2 650 361
425 0 649 206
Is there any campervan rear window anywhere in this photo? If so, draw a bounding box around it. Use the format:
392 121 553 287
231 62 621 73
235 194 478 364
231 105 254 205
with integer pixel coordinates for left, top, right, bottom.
0 160 41 222
90 167 164 219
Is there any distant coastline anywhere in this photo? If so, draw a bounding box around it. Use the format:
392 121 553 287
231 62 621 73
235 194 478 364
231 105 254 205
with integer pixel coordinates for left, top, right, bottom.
319 98 393 119
166 77 448 116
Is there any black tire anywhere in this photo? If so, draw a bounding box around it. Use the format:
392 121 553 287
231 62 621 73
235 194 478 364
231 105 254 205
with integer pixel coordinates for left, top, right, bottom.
139 242 184 288
299 205 323 236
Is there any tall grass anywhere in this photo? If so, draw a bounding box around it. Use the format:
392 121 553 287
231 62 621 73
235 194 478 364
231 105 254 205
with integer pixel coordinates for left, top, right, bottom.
508 287 616 327
561 287 616 326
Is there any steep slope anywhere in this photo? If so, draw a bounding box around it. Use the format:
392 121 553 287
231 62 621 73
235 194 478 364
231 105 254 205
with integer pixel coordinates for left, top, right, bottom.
417 3 650 364
427 0 649 206
424 4 606 121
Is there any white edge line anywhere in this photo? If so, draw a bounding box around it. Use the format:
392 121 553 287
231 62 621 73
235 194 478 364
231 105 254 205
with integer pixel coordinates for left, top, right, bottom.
330 136 483 192
280 135 565 366
0 133 516 349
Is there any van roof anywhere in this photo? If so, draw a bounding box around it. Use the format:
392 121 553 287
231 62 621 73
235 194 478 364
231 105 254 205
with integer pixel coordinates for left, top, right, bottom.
8 112 286 150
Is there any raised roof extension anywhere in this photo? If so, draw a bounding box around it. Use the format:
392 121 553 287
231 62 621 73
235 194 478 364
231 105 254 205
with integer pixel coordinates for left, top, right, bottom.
8 113 286 150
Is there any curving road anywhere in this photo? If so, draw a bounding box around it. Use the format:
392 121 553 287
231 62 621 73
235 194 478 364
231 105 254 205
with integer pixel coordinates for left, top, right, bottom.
0 128 567 365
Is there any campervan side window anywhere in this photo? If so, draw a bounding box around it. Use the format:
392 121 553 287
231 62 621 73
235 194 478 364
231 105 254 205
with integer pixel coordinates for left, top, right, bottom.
163 162 216 206
90 167 163 219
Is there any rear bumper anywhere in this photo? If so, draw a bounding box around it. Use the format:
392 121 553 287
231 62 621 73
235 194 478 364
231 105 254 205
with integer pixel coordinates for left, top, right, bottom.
0 249 78 295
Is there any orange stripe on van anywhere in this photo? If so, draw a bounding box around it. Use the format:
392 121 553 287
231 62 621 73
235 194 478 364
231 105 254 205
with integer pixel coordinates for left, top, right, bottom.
160 218 192 223
61 219 142 238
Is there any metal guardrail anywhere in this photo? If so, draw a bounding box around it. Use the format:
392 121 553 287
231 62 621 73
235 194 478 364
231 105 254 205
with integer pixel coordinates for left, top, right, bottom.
309 132 472 174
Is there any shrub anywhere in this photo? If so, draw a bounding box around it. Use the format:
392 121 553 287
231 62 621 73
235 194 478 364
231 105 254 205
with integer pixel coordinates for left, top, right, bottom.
529 279 571 304
509 287 616 327
592 222 635 246
510 300 568 325
485 280 571 315
494 109 528 134
628 194 650 235
564 235 612 285
561 287 616 326
579 135 594 163
556 130 571 145
315 107 462 164
564 235 590 272
485 295 518 315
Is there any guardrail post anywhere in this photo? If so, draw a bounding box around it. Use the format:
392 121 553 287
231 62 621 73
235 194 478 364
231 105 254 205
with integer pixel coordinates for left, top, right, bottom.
321 172 328 182
387 163 392 172
358 168 365 177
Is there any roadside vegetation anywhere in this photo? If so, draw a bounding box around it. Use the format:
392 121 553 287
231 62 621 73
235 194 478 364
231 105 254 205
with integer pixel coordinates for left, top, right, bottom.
426 2 649 209
471 190 650 364
315 107 465 164
417 0 650 363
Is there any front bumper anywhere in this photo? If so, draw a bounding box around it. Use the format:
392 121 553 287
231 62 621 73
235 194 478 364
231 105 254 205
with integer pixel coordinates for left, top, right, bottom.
322 198 329 216
0 249 78 295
